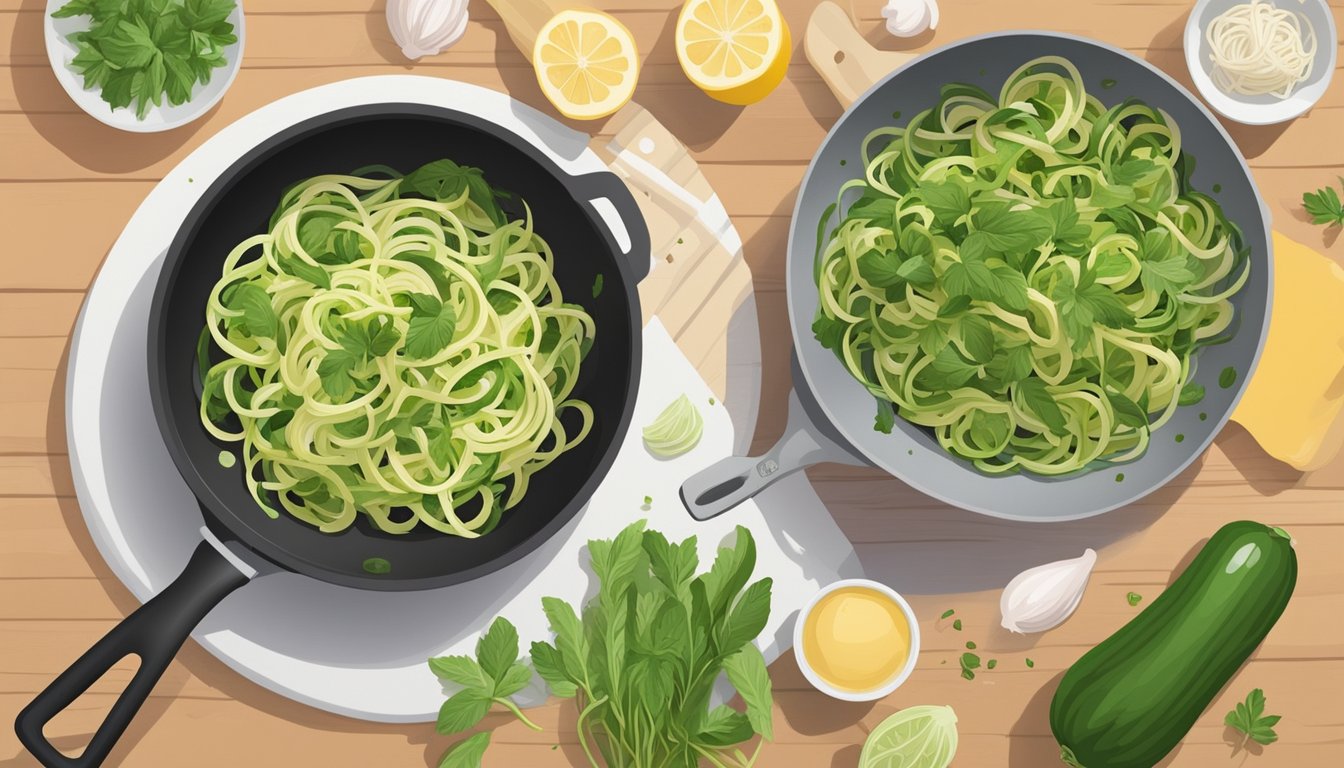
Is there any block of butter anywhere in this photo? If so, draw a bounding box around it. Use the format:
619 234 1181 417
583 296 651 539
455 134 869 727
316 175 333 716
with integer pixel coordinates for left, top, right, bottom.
1232 232 1344 470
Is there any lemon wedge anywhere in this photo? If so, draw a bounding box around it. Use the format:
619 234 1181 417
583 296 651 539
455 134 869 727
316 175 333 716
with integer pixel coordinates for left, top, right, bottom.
533 9 639 120
675 0 791 105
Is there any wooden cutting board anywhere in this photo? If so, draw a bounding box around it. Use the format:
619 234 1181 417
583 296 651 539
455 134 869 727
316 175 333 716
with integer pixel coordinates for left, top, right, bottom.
484 0 755 401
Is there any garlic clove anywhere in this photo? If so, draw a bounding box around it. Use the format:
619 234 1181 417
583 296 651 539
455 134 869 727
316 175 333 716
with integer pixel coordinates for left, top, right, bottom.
999 548 1097 634
881 0 940 38
387 0 471 61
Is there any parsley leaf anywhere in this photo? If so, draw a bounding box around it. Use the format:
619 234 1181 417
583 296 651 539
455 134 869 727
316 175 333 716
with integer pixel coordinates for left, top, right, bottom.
1303 180 1344 226
316 317 400 400
970 202 1052 253
404 159 506 226
857 248 905 288
920 178 973 228
1225 688 1281 747
54 0 237 119
405 292 458 359
1052 268 1131 350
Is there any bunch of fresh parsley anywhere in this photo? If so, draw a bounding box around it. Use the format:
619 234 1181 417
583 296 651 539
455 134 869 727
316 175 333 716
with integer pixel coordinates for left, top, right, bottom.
1225 688 1281 748
53 0 237 119
430 521 775 768
1303 180 1344 228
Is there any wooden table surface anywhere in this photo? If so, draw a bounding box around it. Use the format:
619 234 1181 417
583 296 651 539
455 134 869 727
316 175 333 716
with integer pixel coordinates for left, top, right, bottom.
2 0 1342 766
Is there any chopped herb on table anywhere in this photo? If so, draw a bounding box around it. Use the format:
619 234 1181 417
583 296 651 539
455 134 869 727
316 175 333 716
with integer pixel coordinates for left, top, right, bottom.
952 619 962 631
1127 591 1143 606
960 652 981 680
987 659 997 670
940 609 955 619
1026 658 1035 668
52 0 239 119
1303 179 1344 227
965 641 976 650
1225 688 1281 747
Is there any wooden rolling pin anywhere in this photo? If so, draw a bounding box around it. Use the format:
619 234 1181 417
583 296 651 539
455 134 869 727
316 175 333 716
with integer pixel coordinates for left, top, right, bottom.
803 0 1344 473
482 0 754 397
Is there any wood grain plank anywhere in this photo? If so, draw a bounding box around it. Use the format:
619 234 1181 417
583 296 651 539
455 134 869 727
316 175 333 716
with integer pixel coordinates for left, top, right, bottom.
3 96 1342 181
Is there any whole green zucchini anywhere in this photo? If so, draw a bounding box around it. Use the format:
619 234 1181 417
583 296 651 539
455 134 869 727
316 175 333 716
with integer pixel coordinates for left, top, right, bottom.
1050 520 1297 768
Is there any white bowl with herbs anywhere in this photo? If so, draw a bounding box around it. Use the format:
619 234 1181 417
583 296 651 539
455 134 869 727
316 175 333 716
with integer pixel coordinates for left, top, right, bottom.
45 0 245 132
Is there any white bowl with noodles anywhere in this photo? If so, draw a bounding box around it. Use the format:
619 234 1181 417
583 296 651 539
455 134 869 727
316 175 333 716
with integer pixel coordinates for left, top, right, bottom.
44 0 245 132
1185 0 1336 125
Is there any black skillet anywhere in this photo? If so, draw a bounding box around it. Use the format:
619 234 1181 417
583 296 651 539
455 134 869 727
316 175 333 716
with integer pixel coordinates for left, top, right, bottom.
15 103 649 768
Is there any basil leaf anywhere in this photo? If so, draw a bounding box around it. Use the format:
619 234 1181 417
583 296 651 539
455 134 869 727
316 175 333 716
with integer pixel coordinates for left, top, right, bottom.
224 283 277 339
1017 378 1067 434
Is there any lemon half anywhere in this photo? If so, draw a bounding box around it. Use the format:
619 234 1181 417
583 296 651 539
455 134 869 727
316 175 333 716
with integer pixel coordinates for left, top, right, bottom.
533 9 639 120
675 0 791 105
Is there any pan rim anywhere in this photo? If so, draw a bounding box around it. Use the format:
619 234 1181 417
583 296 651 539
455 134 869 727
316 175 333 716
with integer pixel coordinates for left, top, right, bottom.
785 30 1274 522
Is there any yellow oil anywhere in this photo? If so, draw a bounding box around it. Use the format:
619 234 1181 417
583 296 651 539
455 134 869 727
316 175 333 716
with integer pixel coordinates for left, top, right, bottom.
801 586 911 693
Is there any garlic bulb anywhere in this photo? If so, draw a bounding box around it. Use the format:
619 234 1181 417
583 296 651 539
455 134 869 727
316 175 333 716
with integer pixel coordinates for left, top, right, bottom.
1000 549 1097 634
387 0 470 61
881 0 939 38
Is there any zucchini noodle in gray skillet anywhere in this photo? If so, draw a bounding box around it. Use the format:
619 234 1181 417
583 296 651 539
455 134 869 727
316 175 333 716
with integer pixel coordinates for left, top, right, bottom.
813 57 1248 476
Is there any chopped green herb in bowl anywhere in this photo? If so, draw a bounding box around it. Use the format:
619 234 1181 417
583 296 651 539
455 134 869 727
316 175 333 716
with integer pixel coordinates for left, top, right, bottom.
49 0 242 129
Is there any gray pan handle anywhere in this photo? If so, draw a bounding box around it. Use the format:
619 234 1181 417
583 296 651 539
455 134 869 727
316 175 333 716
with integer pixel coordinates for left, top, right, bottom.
680 388 864 520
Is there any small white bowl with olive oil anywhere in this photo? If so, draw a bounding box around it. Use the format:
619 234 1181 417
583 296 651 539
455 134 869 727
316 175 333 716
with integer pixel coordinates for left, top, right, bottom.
794 579 921 702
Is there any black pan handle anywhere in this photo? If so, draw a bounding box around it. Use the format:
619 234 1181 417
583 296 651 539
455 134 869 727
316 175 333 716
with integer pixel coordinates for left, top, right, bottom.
567 171 652 284
15 540 250 768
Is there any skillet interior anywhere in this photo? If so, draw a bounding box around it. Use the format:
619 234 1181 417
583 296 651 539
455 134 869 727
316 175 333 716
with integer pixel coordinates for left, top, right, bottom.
150 105 644 590
787 34 1272 521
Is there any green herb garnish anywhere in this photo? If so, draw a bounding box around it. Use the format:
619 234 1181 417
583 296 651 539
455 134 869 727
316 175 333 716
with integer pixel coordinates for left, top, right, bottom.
1225 688 1280 747
965 641 976 650
959 652 981 680
1303 179 1344 227
432 522 775 767
1115 473 1125 482
429 617 543 764
1219 366 1238 389
362 557 391 575
1101 78 1117 89
1127 591 1142 606
53 0 239 119
952 619 962 631
643 495 652 506
940 609 955 619
1175 433 1185 443
591 273 604 298
987 659 997 670
1026 658 1035 668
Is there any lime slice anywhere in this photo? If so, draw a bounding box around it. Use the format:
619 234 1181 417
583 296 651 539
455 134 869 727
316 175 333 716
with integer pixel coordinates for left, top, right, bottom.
859 705 959 768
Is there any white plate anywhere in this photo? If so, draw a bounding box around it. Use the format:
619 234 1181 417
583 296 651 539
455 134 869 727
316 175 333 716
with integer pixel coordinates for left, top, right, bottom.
44 0 245 132
1185 0 1336 125
66 76 862 721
